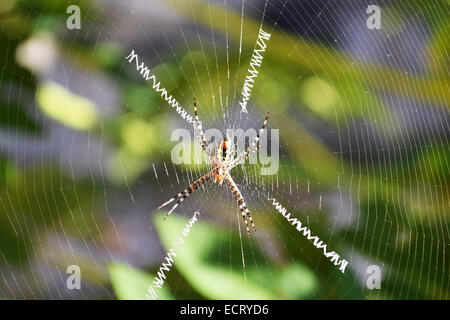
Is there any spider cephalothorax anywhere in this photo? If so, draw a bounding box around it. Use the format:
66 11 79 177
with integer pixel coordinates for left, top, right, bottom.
213 138 235 184
157 98 269 236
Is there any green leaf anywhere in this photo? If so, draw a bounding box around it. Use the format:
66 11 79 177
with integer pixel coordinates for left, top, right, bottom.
277 263 317 299
154 213 278 299
108 262 173 300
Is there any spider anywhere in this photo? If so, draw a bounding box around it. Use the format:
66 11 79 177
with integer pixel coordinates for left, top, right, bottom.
157 98 270 236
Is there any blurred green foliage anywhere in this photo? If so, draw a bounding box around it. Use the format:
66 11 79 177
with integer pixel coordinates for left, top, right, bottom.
108 263 173 300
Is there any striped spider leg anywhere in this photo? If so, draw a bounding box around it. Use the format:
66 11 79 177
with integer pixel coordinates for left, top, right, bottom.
193 98 214 163
157 101 270 236
158 98 213 220
157 169 215 220
224 172 255 235
224 112 269 235
230 112 269 169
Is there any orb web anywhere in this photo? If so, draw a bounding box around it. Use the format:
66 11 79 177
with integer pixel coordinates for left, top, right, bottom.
0 0 448 299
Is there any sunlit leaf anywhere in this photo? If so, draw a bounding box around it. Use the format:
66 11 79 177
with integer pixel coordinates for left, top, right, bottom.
108 262 173 300
36 82 98 130
277 263 317 299
155 213 281 299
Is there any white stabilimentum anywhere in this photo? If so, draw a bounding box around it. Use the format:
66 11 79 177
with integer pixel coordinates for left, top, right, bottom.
239 28 271 113
145 211 200 300
125 50 194 125
268 197 349 273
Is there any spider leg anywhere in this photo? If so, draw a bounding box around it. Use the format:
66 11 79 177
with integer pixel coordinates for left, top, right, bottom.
157 170 214 219
233 143 261 168
224 174 256 236
231 112 269 168
193 98 213 161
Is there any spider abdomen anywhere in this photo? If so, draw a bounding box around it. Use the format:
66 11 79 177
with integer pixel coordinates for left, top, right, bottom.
217 138 235 163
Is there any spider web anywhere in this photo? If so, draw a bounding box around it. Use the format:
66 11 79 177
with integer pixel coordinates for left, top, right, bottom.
0 0 449 299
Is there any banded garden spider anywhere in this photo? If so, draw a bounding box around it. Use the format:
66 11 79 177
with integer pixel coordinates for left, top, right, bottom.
157 98 270 236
